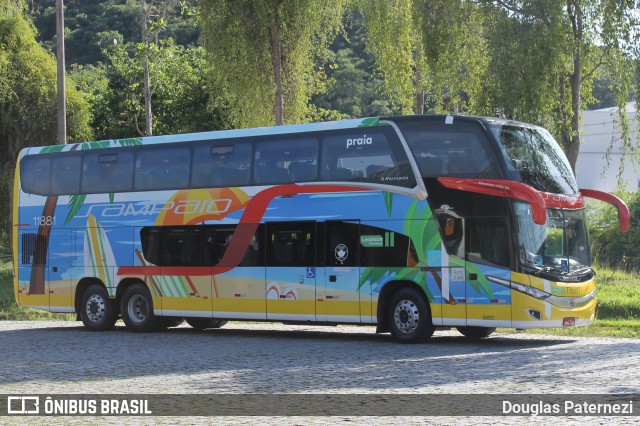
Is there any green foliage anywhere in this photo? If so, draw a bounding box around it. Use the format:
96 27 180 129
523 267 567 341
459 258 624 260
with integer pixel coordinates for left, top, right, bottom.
0 11 92 252
357 0 414 113
29 0 199 66
199 0 350 127
72 41 227 139
311 12 399 119
589 192 640 271
358 0 489 115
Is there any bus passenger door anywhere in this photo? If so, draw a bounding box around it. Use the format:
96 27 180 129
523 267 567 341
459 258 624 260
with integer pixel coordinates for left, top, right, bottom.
322 221 361 323
265 222 317 321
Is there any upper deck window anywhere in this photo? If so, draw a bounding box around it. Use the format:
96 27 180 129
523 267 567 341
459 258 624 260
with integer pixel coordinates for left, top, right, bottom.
320 127 416 188
192 142 252 187
82 152 134 193
21 156 52 195
254 138 319 185
134 147 190 191
399 122 501 179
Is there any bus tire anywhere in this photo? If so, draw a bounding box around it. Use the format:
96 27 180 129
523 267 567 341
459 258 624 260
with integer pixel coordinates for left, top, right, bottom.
120 284 161 332
160 317 184 328
456 326 496 339
79 284 118 331
186 318 228 330
387 287 434 343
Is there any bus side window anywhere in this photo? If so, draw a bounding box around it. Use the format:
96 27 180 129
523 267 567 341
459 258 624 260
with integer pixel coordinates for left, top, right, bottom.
466 218 510 267
254 139 318 186
266 222 315 266
320 128 415 187
51 154 82 195
202 224 264 267
191 143 252 188
21 156 51 195
82 152 134 193
359 224 414 267
135 147 190 191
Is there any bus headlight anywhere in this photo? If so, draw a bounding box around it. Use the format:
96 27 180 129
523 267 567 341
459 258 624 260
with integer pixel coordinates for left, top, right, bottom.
510 281 551 300
486 275 552 301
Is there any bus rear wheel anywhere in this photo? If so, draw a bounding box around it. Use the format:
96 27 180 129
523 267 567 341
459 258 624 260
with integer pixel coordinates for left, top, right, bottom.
387 287 434 343
456 326 496 339
79 284 118 331
186 318 228 330
120 284 161 332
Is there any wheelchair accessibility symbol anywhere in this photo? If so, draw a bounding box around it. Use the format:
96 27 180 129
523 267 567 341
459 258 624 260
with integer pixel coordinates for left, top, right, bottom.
306 267 316 279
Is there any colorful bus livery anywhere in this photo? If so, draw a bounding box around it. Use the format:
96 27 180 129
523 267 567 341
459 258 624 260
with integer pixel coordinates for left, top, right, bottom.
13 116 629 342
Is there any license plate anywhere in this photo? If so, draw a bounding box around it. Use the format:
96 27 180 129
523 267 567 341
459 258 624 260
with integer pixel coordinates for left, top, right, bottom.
563 317 576 327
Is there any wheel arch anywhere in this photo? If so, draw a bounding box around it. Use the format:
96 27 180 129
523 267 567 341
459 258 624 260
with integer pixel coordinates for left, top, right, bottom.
115 277 149 302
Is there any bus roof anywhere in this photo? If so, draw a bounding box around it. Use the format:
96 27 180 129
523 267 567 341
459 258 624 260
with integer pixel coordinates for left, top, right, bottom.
22 117 381 155
20 114 545 156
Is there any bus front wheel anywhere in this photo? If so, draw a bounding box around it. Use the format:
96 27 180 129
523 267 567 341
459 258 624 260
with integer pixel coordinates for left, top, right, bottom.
387 287 434 343
79 284 118 331
456 326 496 339
120 284 161 332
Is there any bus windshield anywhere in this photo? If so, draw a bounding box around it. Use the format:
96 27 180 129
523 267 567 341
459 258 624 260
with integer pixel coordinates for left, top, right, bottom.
514 201 591 274
490 124 578 194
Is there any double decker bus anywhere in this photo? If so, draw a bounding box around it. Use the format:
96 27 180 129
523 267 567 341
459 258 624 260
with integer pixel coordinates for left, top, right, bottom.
12 115 629 342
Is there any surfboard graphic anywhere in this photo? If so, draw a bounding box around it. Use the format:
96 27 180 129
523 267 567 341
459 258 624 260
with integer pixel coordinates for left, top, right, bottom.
84 214 120 295
132 249 198 298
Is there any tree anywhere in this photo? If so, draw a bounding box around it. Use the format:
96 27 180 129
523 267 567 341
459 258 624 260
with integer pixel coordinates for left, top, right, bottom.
358 0 489 115
0 5 92 259
73 43 227 140
139 0 173 136
310 10 399 119
480 0 639 174
28 0 199 66
199 0 350 127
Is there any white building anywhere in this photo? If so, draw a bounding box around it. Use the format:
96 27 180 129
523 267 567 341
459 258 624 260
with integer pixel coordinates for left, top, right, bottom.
575 102 638 192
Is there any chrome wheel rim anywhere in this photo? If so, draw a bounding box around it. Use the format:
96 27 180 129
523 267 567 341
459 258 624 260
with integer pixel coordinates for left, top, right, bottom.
85 293 106 323
394 299 419 334
127 294 149 324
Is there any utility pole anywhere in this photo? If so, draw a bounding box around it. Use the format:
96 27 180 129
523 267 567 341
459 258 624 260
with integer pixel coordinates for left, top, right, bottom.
56 0 67 144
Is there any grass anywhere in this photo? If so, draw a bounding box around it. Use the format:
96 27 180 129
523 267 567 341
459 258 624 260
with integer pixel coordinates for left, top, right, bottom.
1 260 639 337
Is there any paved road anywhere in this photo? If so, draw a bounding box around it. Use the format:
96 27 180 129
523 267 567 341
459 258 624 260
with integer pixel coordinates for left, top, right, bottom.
0 321 639 424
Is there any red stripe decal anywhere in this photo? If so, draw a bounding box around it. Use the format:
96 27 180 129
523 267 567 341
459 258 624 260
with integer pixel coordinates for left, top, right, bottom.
438 178 547 225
